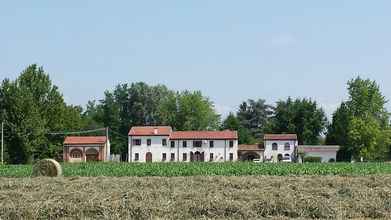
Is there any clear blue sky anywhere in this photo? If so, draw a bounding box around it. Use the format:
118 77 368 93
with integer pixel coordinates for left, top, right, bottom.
1 1 391 119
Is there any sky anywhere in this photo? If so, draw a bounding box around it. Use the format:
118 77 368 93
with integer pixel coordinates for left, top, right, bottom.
1 1 391 119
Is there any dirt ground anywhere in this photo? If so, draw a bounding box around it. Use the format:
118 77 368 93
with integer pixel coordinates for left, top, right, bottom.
1 175 391 219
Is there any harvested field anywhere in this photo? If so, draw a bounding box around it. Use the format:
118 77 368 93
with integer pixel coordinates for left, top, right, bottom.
1 175 391 219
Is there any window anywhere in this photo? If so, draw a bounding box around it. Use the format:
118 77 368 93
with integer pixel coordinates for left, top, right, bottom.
229 140 234 148
70 149 82 158
170 153 175 161
162 139 167 146
183 153 187 161
171 141 175 148
183 141 187 148
147 139 151 146
133 139 141 146
210 153 214 161
193 141 202 147
229 153 234 161
134 153 139 161
209 141 214 148
284 154 290 158
272 143 278 151
162 153 167 161
284 143 290 151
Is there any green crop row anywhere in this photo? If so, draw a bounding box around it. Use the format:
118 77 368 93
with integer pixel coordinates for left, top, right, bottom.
1 162 391 177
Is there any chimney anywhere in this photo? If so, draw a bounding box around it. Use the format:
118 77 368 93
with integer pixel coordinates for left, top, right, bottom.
154 128 158 135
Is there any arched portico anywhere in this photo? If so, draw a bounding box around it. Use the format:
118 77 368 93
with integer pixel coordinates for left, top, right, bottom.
86 148 99 161
190 151 204 162
240 152 261 161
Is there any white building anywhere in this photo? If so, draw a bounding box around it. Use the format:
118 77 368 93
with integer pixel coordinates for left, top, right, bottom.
128 126 238 162
298 145 340 163
264 134 298 162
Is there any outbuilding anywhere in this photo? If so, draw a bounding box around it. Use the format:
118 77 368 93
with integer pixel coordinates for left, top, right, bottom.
238 144 264 161
63 136 110 162
298 145 340 163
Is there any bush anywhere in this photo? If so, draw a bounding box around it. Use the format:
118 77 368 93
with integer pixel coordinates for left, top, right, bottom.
304 157 322 163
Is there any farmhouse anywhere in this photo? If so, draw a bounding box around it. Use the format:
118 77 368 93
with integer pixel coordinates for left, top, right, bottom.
264 134 298 162
263 134 340 163
128 126 238 162
63 136 111 162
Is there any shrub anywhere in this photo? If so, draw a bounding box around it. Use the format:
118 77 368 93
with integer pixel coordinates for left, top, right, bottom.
304 157 322 163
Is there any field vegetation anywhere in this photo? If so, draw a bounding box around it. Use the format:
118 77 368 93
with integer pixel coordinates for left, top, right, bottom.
2 162 391 177
1 175 391 219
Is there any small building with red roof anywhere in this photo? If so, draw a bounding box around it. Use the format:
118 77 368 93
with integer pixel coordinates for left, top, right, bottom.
263 134 339 163
63 136 110 162
238 143 264 161
128 126 238 162
264 134 298 162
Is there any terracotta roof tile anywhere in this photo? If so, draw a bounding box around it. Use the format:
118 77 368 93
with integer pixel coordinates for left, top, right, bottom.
129 126 172 136
264 134 298 140
238 144 264 151
64 136 107 145
170 130 238 140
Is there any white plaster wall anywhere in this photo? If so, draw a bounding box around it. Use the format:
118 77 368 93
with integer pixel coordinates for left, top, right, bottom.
303 151 337 163
129 136 238 162
106 140 111 161
129 136 172 162
264 140 298 161
176 139 238 162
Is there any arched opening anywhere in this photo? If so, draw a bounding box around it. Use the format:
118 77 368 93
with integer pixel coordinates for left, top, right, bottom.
86 148 99 161
146 152 152 163
241 152 261 161
193 151 204 162
277 154 283 162
70 149 82 159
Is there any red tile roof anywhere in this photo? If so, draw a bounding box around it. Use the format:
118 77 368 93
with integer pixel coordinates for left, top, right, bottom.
264 134 297 140
129 126 172 136
64 136 107 145
238 144 264 151
170 130 238 140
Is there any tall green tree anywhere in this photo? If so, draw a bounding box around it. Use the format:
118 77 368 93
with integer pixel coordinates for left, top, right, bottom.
221 113 256 144
90 83 220 154
0 64 85 163
236 99 274 140
161 90 220 131
271 97 327 145
325 103 352 161
327 77 391 161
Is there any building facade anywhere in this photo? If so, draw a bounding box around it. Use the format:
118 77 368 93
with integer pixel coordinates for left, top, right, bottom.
264 134 298 162
238 144 264 161
128 126 238 162
63 136 110 163
298 145 340 163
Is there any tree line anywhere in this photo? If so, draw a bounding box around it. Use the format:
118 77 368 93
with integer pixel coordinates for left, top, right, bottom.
0 64 390 164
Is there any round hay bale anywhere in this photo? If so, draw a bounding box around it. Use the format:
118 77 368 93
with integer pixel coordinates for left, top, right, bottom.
32 159 62 177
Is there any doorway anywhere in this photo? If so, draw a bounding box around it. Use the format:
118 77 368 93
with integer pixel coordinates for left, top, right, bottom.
192 151 204 162
146 152 152 162
86 148 99 161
